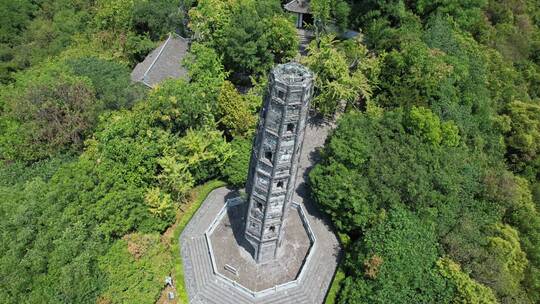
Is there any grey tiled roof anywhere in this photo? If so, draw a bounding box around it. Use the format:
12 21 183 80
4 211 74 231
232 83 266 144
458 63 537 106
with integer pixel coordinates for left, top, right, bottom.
284 0 311 14
131 33 190 88
341 29 360 40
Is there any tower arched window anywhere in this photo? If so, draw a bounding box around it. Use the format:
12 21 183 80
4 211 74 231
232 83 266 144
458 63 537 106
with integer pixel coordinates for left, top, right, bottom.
265 151 273 163
286 123 295 133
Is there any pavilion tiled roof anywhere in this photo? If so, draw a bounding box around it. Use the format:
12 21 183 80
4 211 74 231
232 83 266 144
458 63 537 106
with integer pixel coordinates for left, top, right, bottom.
131 33 190 88
284 0 311 14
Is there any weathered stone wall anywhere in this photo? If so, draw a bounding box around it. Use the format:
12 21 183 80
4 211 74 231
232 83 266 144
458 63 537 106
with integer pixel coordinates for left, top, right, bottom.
244 62 314 263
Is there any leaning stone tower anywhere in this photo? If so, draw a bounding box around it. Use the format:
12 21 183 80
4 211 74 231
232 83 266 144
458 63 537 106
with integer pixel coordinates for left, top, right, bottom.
244 62 314 263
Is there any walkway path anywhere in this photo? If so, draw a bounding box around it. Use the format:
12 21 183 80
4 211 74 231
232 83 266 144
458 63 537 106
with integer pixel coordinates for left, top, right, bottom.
298 29 315 55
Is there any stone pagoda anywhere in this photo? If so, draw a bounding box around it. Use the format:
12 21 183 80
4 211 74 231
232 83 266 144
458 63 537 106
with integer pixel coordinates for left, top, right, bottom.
180 62 340 303
244 62 314 263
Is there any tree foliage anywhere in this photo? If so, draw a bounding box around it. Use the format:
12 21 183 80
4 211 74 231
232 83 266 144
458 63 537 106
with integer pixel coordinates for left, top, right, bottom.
310 110 476 234
0 62 100 161
217 81 258 138
338 207 454 304
310 0 351 31
188 0 297 81
311 108 538 302
304 36 376 116
407 106 461 147
0 51 236 303
503 100 540 180
97 233 173 304
2 0 540 303
437 257 499 304
310 1 540 302
222 137 252 188
66 56 144 109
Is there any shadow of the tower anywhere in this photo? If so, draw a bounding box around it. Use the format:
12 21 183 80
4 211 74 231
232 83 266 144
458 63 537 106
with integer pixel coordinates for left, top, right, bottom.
224 191 256 258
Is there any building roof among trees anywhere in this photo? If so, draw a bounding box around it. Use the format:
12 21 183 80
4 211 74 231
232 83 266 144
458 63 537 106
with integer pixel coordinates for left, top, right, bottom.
131 33 190 88
341 29 361 40
284 0 311 14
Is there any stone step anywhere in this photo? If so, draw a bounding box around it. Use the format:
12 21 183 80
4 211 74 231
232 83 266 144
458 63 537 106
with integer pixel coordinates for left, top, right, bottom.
204 278 311 304
251 282 310 304
215 280 254 304
201 284 231 304
301 252 327 303
264 287 311 304
192 237 215 290
205 280 253 304
195 238 213 283
315 261 338 303
188 238 206 288
193 256 261 303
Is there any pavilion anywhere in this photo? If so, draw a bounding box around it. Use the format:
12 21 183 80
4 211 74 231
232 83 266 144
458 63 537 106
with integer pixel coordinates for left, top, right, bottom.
284 0 313 29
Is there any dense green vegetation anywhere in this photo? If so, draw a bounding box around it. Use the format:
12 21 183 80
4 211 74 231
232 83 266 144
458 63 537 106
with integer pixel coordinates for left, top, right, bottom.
310 0 540 303
0 0 265 302
1 0 539 303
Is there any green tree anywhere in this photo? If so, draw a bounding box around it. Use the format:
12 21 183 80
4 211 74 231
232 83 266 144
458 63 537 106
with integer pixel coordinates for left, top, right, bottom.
219 0 278 79
188 0 234 48
155 156 194 201
504 100 540 180
304 35 375 116
0 0 35 45
144 187 175 219
310 110 477 235
217 81 258 138
183 42 226 101
171 128 233 183
222 137 252 188
132 0 181 39
437 257 499 304
189 0 297 81
501 175 540 301
311 0 350 32
1 1 94 82
339 207 454 304
263 16 299 63
143 79 217 134
482 224 529 301
66 56 145 109
98 233 173 303
407 106 461 147
0 62 101 161
94 0 134 32
309 109 521 302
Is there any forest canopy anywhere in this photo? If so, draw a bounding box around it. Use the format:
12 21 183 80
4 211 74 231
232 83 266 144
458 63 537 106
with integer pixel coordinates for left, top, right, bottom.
308 0 540 303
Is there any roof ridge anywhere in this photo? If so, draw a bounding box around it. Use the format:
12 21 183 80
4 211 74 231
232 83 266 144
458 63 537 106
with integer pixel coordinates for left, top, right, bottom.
143 33 173 85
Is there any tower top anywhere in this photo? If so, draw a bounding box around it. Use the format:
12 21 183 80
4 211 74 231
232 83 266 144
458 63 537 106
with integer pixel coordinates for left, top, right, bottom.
272 62 313 87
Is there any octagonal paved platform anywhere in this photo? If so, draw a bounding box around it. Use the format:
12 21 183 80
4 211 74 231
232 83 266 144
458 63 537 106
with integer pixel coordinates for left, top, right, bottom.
180 116 340 304
207 199 313 291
